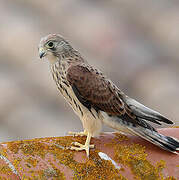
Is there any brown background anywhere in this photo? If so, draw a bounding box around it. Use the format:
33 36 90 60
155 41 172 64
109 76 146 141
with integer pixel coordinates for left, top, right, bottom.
0 0 179 142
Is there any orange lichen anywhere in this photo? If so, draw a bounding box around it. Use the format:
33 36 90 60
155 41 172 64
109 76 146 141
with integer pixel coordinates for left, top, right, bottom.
13 158 21 168
113 133 129 142
0 133 178 179
172 126 179 128
26 157 39 168
109 133 177 180
164 177 178 180
53 137 126 179
0 135 127 179
41 167 65 179
0 164 13 175
0 155 20 179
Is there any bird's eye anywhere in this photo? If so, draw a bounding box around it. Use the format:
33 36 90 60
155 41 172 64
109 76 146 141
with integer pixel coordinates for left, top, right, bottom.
47 41 54 48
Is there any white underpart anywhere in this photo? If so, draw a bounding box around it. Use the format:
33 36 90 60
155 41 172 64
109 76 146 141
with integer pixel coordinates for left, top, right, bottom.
101 111 134 135
66 86 102 137
98 152 120 169
0 154 20 177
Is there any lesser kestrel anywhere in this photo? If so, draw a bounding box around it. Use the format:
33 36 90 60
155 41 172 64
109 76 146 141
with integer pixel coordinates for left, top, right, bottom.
38 34 179 157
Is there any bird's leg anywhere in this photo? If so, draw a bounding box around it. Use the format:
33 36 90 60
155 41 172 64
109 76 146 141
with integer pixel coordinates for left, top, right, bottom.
69 132 94 157
68 129 88 137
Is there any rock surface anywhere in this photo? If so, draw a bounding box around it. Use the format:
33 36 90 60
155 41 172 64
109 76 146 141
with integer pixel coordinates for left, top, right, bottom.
0 128 178 179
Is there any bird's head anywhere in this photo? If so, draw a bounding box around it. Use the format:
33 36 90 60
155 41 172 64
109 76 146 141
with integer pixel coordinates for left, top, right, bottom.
38 34 73 64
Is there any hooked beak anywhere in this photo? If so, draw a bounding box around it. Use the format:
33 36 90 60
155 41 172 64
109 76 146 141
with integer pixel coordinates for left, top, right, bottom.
39 47 46 59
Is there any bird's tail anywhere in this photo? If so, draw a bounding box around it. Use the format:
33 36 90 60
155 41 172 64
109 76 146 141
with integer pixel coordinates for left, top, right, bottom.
129 127 179 154
101 112 179 154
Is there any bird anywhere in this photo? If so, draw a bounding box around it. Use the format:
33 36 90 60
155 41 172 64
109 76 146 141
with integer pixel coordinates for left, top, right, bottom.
38 34 179 157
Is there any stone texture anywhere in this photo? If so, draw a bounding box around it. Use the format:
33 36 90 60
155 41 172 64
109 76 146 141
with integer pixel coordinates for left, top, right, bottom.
0 129 178 179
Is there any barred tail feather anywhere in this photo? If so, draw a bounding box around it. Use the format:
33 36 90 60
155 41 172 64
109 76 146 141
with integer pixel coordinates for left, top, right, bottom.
129 127 179 154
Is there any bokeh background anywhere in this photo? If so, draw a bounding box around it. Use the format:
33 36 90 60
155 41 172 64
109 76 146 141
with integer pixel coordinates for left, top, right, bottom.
0 0 179 142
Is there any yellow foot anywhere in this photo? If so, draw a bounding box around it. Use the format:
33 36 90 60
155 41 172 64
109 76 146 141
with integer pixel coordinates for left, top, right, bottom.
70 142 95 157
68 132 94 157
68 130 88 137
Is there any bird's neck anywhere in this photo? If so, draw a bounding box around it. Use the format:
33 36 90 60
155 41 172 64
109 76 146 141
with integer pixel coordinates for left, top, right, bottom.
60 50 85 64
50 50 86 73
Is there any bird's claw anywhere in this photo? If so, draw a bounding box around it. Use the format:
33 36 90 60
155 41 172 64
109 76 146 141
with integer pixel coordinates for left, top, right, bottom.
69 142 95 157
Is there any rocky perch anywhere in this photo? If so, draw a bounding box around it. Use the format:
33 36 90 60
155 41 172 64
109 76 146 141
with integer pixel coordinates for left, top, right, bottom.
0 128 178 179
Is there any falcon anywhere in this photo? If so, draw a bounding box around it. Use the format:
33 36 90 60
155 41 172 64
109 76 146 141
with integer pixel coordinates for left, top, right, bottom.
38 34 179 157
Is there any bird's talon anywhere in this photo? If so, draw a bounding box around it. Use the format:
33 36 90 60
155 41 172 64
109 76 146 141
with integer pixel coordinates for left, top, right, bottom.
69 141 94 156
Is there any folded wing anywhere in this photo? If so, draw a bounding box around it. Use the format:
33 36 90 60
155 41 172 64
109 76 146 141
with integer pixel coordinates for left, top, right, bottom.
66 64 173 132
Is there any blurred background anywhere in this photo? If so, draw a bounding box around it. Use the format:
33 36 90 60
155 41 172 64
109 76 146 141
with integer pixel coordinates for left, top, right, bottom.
0 0 179 142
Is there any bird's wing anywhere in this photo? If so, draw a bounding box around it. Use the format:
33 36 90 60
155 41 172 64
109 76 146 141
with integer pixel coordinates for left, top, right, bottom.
66 64 155 130
123 97 173 125
67 64 125 115
67 63 174 131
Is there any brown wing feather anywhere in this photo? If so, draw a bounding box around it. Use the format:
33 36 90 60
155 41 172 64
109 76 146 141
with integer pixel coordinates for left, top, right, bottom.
66 64 159 131
67 64 129 116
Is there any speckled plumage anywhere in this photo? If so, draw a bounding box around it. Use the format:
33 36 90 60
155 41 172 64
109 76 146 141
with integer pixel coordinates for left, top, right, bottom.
38 34 179 156
50 59 103 137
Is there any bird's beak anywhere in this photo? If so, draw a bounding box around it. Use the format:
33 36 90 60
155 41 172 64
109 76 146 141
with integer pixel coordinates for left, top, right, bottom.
39 47 46 59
